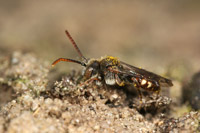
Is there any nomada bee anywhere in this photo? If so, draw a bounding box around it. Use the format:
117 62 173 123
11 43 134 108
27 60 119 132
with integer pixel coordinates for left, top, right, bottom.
52 30 173 100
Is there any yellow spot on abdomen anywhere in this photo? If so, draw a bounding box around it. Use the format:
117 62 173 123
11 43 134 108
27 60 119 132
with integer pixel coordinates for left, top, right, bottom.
141 79 147 85
147 81 152 88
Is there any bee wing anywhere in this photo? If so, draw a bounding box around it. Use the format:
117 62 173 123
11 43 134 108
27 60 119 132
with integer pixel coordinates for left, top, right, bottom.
120 61 173 87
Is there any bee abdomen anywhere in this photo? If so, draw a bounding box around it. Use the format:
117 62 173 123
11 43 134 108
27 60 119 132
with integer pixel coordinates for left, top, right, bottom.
138 78 160 92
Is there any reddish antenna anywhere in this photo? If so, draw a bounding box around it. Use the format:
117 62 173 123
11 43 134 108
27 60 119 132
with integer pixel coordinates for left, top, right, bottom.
52 58 86 67
65 30 87 61
51 30 88 67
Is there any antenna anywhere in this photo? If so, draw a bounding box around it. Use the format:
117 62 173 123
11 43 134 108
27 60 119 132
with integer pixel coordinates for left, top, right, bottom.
65 30 87 62
52 58 86 67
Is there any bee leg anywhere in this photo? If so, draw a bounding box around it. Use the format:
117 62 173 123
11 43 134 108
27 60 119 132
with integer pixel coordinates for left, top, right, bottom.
79 77 100 87
131 77 143 103
136 87 143 103
153 81 160 99
115 74 125 86
154 89 160 99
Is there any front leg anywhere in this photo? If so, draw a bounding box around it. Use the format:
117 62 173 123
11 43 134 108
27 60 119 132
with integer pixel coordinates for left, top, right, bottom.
79 76 101 87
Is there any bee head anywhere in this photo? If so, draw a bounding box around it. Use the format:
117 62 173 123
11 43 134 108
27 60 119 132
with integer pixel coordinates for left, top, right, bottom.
84 60 100 79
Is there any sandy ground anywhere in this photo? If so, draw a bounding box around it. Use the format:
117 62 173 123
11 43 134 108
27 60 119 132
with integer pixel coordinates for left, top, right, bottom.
0 52 199 133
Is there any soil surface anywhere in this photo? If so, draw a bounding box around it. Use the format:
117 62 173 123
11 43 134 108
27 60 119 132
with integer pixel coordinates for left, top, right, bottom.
0 52 199 133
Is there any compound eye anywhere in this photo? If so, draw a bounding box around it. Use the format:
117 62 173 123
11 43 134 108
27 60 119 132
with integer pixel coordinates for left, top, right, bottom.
84 67 93 79
84 61 100 79
84 66 99 79
90 67 98 76
88 67 94 73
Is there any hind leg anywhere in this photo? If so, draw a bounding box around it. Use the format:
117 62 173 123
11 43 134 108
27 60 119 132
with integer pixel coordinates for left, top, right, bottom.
152 81 161 99
131 77 143 102
136 87 143 103
154 88 160 99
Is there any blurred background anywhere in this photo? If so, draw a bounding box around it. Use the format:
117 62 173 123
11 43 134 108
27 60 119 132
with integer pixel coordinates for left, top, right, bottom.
0 0 200 74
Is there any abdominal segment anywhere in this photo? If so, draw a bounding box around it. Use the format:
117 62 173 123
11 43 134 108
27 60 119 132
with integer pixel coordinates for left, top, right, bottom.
138 78 160 92
131 77 160 92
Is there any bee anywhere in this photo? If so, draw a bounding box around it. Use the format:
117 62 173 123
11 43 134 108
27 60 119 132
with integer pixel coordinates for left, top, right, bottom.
52 30 173 100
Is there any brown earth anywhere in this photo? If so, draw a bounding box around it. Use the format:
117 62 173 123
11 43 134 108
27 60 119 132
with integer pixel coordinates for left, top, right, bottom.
0 52 199 133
